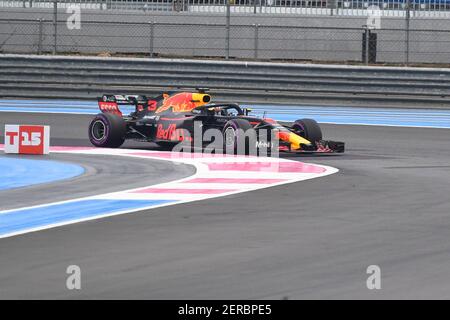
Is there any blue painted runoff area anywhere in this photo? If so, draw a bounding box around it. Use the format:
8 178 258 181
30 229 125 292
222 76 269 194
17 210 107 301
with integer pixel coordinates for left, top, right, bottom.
0 199 175 237
0 99 134 115
0 156 85 191
1 99 450 128
243 104 450 129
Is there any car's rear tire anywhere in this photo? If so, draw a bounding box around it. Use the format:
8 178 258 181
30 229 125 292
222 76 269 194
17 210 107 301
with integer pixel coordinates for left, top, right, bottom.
89 113 126 148
222 119 255 155
293 118 322 143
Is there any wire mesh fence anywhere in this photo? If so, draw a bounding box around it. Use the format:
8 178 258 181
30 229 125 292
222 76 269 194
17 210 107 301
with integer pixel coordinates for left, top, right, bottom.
1 0 450 16
1 1 450 64
2 18 450 64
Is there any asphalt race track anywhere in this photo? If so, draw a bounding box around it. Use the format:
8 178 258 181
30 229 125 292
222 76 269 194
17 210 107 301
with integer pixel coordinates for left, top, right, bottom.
1 112 450 299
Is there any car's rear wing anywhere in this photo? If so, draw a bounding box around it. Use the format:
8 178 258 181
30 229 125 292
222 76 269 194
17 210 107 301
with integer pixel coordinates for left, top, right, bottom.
97 94 158 116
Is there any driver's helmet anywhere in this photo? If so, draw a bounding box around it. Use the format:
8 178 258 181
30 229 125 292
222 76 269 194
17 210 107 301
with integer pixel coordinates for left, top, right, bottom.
207 107 222 115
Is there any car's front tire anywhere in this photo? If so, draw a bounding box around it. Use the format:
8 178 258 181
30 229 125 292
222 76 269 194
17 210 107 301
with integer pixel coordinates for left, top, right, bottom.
88 113 126 148
222 119 255 155
292 118 322 143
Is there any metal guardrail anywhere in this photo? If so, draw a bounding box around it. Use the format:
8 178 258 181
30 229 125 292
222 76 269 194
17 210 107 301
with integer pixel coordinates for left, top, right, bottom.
1 54 450 108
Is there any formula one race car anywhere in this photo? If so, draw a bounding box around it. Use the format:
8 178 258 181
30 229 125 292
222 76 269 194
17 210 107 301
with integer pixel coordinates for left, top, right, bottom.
88 90 345 154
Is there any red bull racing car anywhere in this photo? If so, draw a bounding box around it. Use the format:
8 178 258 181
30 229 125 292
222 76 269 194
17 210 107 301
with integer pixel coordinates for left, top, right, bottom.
88 90 345 154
